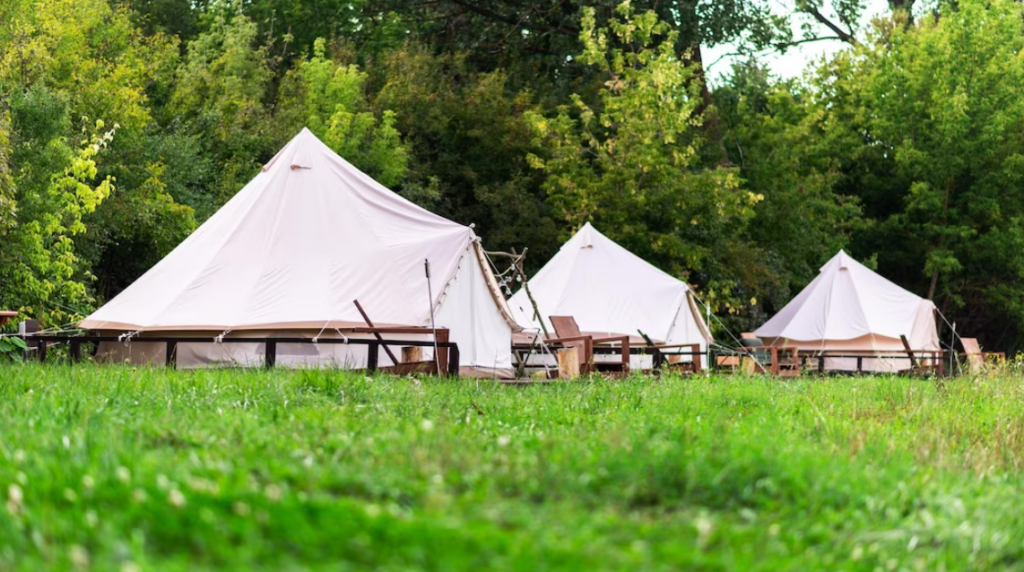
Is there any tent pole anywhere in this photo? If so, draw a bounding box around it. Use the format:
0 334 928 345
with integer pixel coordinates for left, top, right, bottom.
512 248 549 339
425 259 442 375
353 300 400 367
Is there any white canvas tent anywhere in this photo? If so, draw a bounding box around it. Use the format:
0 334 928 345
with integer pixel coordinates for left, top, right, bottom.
754 250 940 372
507 223 711 368
81 128 519 376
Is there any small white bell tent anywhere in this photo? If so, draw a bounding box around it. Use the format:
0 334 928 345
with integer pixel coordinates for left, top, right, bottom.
507 223 711 368
81 128 519 375
754 250 940 372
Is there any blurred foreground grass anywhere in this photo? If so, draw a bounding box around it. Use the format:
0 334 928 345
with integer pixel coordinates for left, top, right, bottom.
1 365 1023 570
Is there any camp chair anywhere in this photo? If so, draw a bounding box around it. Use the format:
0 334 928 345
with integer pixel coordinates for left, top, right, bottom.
959 338 1004 373
637 331 701 374
899 335 942 376
546 316 629 376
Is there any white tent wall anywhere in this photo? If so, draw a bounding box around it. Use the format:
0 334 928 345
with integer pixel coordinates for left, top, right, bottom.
95 330 435 369
431 243 515 377
664 291 711 369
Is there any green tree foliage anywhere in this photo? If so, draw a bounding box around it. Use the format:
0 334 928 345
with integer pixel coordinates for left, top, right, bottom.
3 0 1024 351
170 1 275 207
0 0 193 325
374 44 561 268
527 4 758 308
276 38 407 187
715 62 862 324
813 0 1024 347
0 86 115 325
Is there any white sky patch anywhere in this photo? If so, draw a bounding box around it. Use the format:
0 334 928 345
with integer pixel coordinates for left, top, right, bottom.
703 0 890 84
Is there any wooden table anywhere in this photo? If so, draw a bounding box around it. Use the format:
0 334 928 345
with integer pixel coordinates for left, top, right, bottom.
0 311 17 328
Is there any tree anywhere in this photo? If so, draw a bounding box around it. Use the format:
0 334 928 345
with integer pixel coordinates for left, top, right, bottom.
169 0 275 207
714 61 862 325
0 0 190 324
374 44 561 271
0 86 116 325
275 38 407 188
527 3 759 310
815 0 1024 349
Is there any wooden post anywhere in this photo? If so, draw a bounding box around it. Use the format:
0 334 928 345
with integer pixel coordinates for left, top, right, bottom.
367 342 378 373
20 319 38 361
36 339 47 363
265 340 277 369
166 341 177 369
401 346 422 363
70 340 81 363
435 329 449 375
556 348 580 379
447 344 459 377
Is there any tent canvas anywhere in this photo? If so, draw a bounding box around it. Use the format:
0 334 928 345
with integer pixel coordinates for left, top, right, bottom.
754 250 940 372
507 223 711 368
80 128 519 376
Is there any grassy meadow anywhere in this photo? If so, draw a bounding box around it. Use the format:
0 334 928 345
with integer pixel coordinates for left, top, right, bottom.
0 365 1023 570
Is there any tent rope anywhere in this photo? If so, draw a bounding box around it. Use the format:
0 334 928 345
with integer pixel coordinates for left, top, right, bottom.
686 291 768 372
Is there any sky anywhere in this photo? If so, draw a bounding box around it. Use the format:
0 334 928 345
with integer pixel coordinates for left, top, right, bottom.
702 0 891 85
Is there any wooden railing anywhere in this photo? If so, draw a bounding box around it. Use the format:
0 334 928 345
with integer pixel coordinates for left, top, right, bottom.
20 332 461 377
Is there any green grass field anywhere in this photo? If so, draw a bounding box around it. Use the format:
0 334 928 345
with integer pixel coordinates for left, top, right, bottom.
0 366 1023 571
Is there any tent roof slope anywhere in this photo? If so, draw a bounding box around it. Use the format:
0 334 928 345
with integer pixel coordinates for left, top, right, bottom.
754 250 935 342
81 128 516 332
508 223 710 344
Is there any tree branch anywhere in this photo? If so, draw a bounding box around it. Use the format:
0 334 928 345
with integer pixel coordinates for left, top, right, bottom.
803 5 859 45
773 35 845 50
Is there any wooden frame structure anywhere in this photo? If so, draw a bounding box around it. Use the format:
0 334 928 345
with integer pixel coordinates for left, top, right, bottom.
20 327 461 376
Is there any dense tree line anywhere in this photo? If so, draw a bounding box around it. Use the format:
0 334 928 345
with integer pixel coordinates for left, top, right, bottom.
1 0 1023 352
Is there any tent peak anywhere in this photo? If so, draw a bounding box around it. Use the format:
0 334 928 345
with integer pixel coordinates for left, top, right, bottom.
820 249 854 272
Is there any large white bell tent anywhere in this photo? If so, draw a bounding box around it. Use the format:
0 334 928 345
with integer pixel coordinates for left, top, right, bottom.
754 250 940 372
507 223 711 368
81 128 519 375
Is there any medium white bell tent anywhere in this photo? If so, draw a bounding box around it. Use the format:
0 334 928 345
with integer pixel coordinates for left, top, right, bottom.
507 223 711 366
754 250 940 372
81 128 519 375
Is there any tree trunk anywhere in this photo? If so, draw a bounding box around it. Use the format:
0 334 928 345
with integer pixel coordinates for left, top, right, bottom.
684 43 731 166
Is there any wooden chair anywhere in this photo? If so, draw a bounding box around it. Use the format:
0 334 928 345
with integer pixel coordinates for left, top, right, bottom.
959 338 1004 373
546 316 629 376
